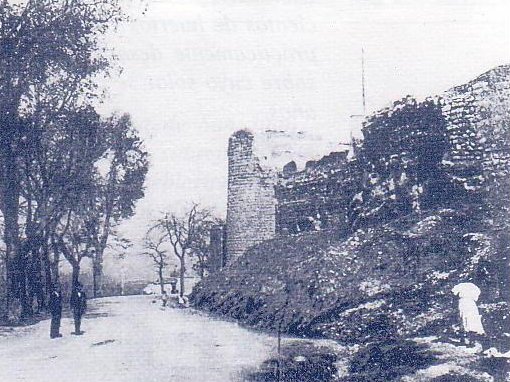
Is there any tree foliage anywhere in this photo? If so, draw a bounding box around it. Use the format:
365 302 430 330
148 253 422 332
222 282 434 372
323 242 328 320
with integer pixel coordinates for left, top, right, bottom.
0 0 148 321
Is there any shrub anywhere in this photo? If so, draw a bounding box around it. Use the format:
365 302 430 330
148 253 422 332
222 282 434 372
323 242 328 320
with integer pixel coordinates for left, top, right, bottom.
342 339 437 381
246 341 337 382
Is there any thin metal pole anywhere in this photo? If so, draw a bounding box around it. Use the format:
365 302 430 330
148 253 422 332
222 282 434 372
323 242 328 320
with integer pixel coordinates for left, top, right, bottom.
362 47 366 115
361 48 367 115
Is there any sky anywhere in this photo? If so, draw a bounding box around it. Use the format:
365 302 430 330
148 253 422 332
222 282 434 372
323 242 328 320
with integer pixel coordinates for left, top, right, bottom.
96 0 510 277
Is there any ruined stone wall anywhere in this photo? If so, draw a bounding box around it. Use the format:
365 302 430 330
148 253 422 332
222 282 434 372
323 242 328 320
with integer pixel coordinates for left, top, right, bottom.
275 152 361 235
225 65 510 262
351 97 450 228
441 65 510 191
351 65 510 228
226 130 276 264
209 224 227 272
273 97 450 234
199 65 510 346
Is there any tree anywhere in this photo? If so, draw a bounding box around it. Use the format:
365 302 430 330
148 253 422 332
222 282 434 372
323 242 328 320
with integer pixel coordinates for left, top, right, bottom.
48 126 105 292
0 0 124 319
12 105 147 312
190 217 224 279
52 210 94 291
85 114 148 298
17 106 106 312
109 234 132 296
152 204 214 298
143 230 169 294
43 110 148 298
190 229 209 280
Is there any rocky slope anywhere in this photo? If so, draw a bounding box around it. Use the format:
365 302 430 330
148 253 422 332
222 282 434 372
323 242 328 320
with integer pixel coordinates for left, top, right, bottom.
192 207 508 344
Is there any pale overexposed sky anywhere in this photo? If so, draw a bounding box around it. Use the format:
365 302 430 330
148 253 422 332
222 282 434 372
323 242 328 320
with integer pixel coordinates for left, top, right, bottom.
95 0 509 275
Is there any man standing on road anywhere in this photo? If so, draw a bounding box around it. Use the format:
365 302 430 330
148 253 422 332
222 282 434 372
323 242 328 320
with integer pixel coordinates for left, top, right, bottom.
49 285 63 339
161 291 169 307
70 282 87 335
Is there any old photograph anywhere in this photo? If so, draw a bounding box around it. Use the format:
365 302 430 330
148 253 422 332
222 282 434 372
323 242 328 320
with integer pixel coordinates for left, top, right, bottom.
1 0 510 381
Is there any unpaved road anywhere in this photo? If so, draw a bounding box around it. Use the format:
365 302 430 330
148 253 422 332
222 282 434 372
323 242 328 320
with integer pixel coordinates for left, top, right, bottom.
0 295 276 382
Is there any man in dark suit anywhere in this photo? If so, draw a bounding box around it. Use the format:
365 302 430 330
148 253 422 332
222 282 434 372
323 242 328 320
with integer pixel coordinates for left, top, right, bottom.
49 285 63 339
70 282 87 335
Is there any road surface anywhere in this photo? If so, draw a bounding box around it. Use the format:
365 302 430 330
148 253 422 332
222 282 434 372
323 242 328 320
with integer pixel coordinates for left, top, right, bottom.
0 295 276 382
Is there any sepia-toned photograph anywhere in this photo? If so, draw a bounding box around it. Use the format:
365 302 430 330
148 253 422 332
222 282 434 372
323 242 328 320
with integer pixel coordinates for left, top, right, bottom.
1 0 510 381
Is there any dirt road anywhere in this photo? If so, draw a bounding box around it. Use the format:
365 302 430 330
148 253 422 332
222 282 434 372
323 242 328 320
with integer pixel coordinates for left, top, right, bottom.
0 295 276 382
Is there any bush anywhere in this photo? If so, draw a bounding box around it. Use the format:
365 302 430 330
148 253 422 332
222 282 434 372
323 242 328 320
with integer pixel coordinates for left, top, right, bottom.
341 339 437 381
246 341 337 382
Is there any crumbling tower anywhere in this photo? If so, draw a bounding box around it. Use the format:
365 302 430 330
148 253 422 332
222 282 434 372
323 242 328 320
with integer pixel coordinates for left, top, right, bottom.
225 130 277 264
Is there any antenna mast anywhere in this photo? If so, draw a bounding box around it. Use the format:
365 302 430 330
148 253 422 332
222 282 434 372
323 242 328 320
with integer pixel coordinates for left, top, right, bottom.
348 48 367 154
361 47 366 115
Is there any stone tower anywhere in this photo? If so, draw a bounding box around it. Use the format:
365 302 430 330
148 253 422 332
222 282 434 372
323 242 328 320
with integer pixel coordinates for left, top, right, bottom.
225 130 277 264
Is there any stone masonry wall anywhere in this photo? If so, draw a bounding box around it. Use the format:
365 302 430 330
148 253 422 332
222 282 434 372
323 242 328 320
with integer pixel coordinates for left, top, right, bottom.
441 65 510 191
351 97 450 228
209 224 227 272
275 152 361 235
224 65 510 264
350 65 510 228
226 130 276 264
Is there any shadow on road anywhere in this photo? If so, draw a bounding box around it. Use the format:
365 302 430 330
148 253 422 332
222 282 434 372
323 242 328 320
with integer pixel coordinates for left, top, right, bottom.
82 298 120 319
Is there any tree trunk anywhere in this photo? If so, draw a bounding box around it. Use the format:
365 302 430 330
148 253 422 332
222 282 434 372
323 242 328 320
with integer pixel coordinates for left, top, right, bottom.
10 236 31 319
28 246 44 312
0 95 30 320
56 236 80 293
1 189 25 318
159 265 165 294
0 112 28 319
92 254 103 298
41 237 53 307
95 214 111 299
72 263 80 292
1 186 32 313
179 257 186 298
51 246 60 285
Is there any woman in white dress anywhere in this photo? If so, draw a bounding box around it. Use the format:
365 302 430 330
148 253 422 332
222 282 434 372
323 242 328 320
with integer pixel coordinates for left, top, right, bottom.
452 282 485 346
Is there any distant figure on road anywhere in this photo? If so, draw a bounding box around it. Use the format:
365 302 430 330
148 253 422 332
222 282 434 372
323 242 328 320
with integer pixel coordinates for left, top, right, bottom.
452 282 485 345
178 295 189 307
49 285 63 339
161 291 169 307
70 283 87 335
